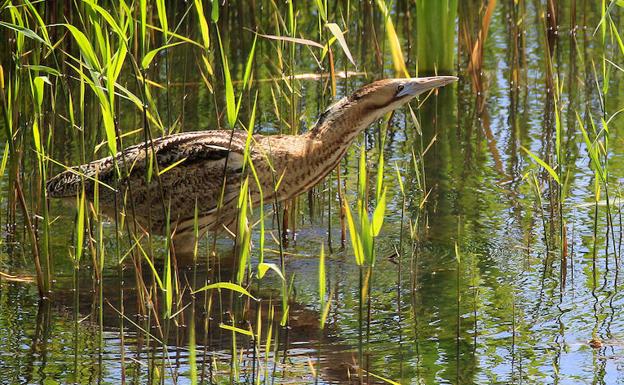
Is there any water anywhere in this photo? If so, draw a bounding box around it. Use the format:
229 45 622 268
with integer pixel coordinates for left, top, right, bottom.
1 1 623 384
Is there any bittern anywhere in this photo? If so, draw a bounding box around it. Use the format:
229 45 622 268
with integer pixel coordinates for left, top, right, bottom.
47 76 457 255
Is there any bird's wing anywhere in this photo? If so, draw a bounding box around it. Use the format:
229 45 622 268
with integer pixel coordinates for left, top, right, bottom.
47 130 251 230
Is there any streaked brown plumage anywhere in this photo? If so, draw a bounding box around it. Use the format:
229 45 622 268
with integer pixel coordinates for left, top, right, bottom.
47 76 457 255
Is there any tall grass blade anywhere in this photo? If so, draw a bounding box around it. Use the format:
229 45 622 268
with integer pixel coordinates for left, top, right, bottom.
189 316 198 385
325 23 355 66
319 244 326 310
0 142 8 177
343 194 364 266
371 189 387 237
74 189 86 263
376 0 409 77
220 323 253 336
193 282 257 301
521 146 560 184
211 0 219 22
141 41 185 70
156 0 169 40
63 24 101 71
255 32 324 49
0 22 51 48
83 0 126 39
194 0 210 49
237 178 250 285
216 28 236 128
258 263 285 281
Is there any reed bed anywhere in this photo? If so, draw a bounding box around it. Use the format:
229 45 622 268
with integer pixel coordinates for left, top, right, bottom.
0 1 623 384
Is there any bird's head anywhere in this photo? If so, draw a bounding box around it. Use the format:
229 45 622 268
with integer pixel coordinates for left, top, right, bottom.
308 76 458 141
349 76 458 117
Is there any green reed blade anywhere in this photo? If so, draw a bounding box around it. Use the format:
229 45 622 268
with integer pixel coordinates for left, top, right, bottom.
194 0 210 50
216 28 236 128
376 0 410 77
242 34 258 90
189 315 197 385
23 66 60 79
64 24 101 71
280 275 294 326
521 146 560 184
157 157 188 176
371 189 386 237
360 212 373 264
318 244 326 324
243 93 258 168
394 162 405 196
0 21 51 49
100 103 117 156
107 44 127 114
610 18 624 56
287 0 295 35
376 150 384 202
139 0 147 53
237 178 250 285
193 199 199 260
358 146 366 207
343 194 364 266
257 262 285 281
0 142 8 177
325 23 355 66
235 33 257 117
211 0 219 22
83 0 126 39
110 45 127 88
22 0 51 45
134 239 164 289
576 112 606 182
315 0 327 22
141 41 185 70
156 0 168 41
220 323 254 336
75 189 86 263
164 203 173 318
144 23 204 49
193 282 257 301
243 95 267 266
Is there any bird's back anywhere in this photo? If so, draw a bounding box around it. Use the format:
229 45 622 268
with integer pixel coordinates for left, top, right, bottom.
48 131 248 194
47 130 250 233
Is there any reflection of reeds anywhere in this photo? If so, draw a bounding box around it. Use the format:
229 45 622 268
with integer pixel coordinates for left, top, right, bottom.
465 0 497 94
416 0 458 73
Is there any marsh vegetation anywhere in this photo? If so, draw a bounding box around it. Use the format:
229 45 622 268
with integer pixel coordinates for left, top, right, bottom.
0 1 623 384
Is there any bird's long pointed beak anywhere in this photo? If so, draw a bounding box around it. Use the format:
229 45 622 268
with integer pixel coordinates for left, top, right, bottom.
396 76 458 98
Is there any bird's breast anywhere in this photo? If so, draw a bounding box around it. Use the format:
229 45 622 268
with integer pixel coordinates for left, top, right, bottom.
251 137 345 203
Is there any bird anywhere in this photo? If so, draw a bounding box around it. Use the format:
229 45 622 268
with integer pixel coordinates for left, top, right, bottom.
46 76 457 256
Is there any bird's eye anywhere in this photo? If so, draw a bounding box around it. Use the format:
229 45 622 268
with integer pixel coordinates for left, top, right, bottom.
397 85 404 94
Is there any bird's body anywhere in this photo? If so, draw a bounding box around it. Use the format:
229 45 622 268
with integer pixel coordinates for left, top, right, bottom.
47 77 457 255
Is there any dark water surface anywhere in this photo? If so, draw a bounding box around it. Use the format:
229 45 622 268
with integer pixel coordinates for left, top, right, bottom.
1 1 624 384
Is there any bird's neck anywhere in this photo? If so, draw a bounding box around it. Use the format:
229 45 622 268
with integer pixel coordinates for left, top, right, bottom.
257 101 379 203
304 97 376 149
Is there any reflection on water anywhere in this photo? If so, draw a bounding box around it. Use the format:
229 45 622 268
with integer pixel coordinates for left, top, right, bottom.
1 1 624 384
